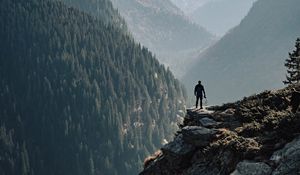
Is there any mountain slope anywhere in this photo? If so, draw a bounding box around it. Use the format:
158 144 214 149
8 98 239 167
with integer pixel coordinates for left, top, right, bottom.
183 0 300 104
170 0 211 14
0 0 186 174
111 0 214 78
57 0 127 29
189 0 256 36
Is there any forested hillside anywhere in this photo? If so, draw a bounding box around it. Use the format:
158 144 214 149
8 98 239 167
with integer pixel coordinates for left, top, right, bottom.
184 0 300 104
0 0 186 174
57 0 127 30
111 0 214 78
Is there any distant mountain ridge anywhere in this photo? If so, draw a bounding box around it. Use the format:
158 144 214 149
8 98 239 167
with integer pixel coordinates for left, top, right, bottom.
134 0 182 15
184 0 300 104
170 0 210 14
111 0 215 78
171 0 256 36
189 0 256 36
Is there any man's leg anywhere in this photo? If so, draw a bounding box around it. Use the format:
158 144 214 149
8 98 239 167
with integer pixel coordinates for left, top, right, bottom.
200 97 203 109
291 92 300 113
292 102 300 113
196 96 199 108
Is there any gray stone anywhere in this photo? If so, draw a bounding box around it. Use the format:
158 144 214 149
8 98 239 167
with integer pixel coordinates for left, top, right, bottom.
184 163 220 175
231 161 272 175
181 126 218 147
271 136 300 175
162 134 195 156
186 109 214 119
199 117 218 127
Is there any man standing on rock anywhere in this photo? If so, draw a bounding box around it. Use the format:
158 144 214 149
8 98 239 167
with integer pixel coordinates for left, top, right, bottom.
194 81 206 109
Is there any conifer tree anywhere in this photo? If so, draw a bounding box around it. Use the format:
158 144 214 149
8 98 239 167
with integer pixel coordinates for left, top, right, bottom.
283 38 300 85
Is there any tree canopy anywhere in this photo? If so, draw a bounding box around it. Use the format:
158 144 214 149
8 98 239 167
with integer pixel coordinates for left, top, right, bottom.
0 0 186 174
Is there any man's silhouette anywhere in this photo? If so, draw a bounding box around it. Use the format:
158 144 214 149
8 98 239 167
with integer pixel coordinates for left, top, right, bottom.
194 81 206 109
291 88 300 113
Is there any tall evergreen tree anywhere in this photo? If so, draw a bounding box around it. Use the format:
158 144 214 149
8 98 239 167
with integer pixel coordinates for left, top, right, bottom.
283 38 300 85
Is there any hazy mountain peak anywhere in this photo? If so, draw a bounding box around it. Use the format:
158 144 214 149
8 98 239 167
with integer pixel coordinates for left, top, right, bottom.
183 0 300 104
111 0 214 78
171 0 257 36
170 0 211 14
136 0 183 15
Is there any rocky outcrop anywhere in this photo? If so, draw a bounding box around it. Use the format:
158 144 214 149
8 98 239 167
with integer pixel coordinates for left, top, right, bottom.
231 161 272 175
140 85 300 175
271 136 300 175
181 126 219 147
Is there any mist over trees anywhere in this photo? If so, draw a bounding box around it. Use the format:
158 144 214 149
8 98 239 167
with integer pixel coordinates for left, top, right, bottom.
110 0 215 78
56 0 127 30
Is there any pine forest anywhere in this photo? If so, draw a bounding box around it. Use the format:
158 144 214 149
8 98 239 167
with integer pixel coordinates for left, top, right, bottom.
0 0 186 174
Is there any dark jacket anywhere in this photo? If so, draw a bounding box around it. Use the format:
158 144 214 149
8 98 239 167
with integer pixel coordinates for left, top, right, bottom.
194 84 206 97
291 90 300 113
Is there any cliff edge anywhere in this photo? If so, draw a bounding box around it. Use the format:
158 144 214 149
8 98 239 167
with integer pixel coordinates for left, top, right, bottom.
140 85 300 175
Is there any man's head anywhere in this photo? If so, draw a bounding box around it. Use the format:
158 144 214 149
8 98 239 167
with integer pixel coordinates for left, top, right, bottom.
198 81 201 84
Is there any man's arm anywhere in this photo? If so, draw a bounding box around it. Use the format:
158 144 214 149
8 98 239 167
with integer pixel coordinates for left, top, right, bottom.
203 86 206 98
194 86 197 96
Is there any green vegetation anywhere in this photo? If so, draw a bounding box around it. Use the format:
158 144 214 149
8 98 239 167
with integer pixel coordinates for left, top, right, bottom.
284 38 300 85
0 0 186 174
57 0 127 30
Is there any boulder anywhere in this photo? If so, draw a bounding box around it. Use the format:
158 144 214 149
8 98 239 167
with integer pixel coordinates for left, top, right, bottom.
162 134 195 156
186 108 214 119
231 161 272 175
160 134 196 171
199 117 218 127
181 126 218 147
271 136 300 175
221 108 236 116
184 163 220 175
